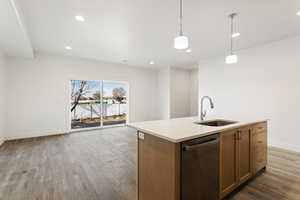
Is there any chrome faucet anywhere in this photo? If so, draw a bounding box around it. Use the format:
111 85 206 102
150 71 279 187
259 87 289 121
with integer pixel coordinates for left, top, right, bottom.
200 96 214 120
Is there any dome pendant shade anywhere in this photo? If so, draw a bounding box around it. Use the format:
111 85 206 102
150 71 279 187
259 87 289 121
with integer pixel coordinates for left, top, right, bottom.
174 35 189 50
225 54 238 64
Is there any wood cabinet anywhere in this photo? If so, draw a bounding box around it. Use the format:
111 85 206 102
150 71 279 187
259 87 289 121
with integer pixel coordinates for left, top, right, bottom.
252 122 268 174
237 127 252 184
137 121 268 200
220 123 267 199
220 130 239 197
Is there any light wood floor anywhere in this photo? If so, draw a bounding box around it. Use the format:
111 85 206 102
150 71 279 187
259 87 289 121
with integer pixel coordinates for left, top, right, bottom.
0 127 299 200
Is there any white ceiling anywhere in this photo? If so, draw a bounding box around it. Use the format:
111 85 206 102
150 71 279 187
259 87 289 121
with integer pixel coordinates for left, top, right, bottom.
2 0 300 67
0 0 33 58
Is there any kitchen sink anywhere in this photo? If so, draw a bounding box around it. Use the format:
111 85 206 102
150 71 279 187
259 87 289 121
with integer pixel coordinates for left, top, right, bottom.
194 119 237 127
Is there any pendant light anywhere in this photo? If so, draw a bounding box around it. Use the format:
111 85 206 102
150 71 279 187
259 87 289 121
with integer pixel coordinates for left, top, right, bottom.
75 0 85 22
174 0 189 50
226 13 238 64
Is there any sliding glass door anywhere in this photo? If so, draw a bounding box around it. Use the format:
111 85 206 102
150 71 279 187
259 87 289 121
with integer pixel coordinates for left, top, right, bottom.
102 81 128 127
70 80 128 130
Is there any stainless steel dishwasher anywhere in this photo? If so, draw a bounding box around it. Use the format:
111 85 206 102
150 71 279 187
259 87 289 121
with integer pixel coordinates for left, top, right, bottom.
181 134 220 200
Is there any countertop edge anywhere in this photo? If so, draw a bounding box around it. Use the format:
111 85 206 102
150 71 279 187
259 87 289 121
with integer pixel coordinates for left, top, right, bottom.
127 125 180 143
128 119 269 143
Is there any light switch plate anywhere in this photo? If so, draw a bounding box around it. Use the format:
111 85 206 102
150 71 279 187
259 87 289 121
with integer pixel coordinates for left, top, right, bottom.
138 132 144 140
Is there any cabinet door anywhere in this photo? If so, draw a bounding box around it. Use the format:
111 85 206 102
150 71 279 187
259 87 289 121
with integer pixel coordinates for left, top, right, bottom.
237 127 252 184
220 129 238 198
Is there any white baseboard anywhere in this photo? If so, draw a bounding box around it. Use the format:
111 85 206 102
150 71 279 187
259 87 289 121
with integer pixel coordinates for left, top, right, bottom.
4 125 126 141
269 141 300 153
0 138 4 146
5 129 69 141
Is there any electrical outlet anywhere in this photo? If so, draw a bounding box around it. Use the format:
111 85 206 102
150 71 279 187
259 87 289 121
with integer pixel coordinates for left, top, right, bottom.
138 132 144 140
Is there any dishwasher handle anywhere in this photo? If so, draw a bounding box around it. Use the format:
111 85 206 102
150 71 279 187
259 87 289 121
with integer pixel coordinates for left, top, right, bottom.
183 138 219 151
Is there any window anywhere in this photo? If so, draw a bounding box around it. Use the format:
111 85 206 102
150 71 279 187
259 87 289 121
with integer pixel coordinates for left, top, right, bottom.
71 80 128 130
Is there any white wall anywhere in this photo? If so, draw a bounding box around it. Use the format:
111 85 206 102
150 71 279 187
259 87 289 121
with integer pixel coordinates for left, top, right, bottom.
0 52 5 145
199 36 300 152
190 69 198 116
5 53 159 140
157 67 198 119
157 67 171 120
170 68 191 118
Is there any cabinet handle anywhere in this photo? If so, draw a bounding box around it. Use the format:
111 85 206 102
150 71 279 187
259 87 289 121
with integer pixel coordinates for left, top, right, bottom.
236 131 241 140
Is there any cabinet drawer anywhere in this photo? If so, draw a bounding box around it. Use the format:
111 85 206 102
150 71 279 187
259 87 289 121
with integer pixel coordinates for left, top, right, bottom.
253 131 267 152
253 149 267 173
252 122 267 134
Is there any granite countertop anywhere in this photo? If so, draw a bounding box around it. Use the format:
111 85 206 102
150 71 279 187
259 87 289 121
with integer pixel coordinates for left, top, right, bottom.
128 116 268 143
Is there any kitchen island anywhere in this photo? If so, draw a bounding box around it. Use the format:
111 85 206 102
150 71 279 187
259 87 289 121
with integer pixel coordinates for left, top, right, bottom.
129 117 268 200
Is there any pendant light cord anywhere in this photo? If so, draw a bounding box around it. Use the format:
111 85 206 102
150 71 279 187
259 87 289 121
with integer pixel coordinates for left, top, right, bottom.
179 0 183 35
230 15 233 55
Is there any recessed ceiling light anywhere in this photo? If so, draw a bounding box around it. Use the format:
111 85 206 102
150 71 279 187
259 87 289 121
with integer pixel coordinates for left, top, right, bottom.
75 15 85 22
232 32 241 38
65 46 72 50
297 11 300 16
186 49 192 53
149 61 155 65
